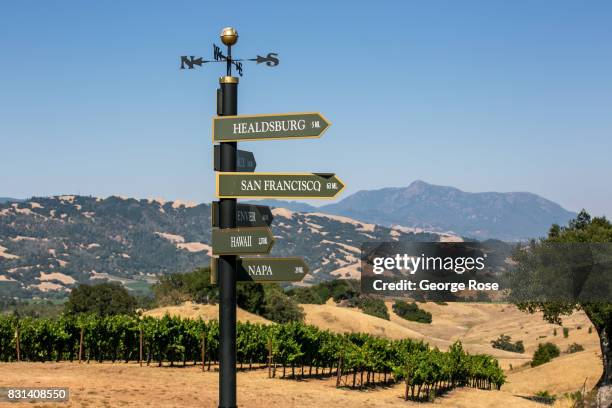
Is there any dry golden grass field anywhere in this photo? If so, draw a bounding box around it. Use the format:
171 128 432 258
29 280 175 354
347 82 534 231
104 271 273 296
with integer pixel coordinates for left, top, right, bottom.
0 301 602 408
143 302 272 325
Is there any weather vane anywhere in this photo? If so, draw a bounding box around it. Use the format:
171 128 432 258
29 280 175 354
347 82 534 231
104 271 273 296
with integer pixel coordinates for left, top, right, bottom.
179 27 279 77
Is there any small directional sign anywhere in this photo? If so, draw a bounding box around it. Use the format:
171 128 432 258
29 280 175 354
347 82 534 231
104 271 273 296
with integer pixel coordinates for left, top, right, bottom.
211 257 308 283
214 146 256 172
213 112 330 142
211 202 273 228
216 172 345 199
212 227 274 255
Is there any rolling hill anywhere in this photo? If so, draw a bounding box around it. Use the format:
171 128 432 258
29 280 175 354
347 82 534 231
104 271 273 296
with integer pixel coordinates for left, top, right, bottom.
0 195 441 298
0 197 22 204
145 298 601 400
0 180 579 298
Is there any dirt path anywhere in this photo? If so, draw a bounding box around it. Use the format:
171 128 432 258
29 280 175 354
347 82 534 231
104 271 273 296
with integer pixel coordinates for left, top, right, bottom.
0 362 571 408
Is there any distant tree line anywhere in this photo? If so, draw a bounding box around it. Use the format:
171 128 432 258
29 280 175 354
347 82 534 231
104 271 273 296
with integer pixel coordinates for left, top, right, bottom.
393 301 433 324
152 268 303 323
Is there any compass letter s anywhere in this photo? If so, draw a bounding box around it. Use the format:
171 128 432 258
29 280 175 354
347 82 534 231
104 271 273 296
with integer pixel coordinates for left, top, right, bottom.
255 53 279 67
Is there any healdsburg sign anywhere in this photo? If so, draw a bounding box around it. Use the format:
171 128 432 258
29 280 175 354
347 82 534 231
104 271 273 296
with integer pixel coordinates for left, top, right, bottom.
212 112 330 142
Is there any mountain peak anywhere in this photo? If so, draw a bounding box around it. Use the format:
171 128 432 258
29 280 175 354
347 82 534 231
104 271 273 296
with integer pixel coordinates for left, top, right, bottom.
404 180 453 195
408 180 430 187
321 182 575 240
406 180 429 191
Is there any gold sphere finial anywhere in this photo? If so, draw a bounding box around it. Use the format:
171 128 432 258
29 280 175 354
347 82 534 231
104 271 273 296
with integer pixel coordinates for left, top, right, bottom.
220 27 238 46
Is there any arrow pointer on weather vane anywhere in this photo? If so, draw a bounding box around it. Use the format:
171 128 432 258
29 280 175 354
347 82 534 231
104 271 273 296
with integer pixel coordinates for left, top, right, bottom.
179 27 279 76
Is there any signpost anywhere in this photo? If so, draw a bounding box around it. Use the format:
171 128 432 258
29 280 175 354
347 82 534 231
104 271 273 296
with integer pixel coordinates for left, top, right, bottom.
212 227 274 255
212 257 309 283
181 26 344 408
211 202 273 228
214 146 256 172
213 112 330 142
216 172 345 199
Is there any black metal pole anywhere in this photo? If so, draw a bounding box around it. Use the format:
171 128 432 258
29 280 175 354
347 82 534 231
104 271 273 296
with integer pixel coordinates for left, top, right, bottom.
218 75 237 408
226 45 232 77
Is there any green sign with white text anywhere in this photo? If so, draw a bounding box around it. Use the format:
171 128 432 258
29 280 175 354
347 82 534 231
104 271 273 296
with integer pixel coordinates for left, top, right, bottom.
211 202 273 228
212 257 309 283
213 112 330 142
212 227 274 255
216 172 345 199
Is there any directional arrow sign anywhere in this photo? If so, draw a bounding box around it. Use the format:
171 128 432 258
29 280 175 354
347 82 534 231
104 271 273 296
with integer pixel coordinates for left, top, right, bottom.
216 172 345 199
211 257 309 283
236 257 308 282
212 227 274 255
211 202 273 228
214 146 256 172
213 112 330 142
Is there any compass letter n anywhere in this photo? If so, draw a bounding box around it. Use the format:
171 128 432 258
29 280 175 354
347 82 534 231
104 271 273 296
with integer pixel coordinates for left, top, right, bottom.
180 56 196 69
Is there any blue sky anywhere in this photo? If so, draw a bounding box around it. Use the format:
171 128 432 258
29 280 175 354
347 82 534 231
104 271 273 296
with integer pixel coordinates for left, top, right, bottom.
1 1 611 216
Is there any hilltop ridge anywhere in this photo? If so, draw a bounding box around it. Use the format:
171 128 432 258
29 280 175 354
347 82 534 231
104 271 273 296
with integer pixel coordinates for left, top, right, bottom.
0 195 439 298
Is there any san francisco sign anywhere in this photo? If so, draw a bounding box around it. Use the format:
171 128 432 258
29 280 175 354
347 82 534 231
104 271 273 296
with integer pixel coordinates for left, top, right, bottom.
216 172 345 199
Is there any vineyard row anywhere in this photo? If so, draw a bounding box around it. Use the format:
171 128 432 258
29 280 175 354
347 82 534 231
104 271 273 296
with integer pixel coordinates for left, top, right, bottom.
0 314 505 402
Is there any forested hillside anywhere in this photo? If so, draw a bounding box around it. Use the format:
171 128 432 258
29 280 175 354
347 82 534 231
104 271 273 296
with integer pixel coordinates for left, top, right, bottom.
0 195 440 298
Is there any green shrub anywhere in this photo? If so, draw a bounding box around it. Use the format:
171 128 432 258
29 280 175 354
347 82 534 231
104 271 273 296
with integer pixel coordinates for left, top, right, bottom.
565 343 584 354
286 279 360 304
392 300 432 324
563 327 569 338
65 282 137 316
152 267 218 305
534 390 556 404
356 297 389 320
261 286 304 323
287 288 324 304
567 389 599 407
490 334 525 353
531 343 560 367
